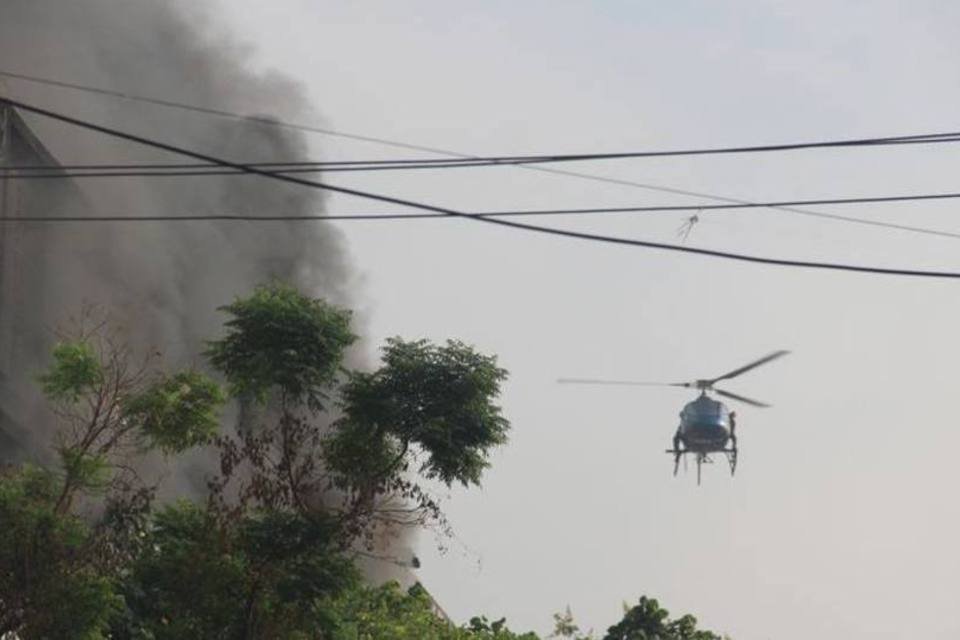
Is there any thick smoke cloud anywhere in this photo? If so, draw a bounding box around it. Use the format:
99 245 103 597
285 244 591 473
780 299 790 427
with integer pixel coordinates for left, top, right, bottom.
0 0 356 485
0 0 422 586
0 0 417 585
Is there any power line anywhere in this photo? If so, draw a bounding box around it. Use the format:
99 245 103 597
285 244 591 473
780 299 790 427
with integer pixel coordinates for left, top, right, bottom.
4 148 960 239
4 95 960 279
0 133 959 171
3 192 960 241
6 169 960 240
0 160 498 171
2 160 450 170
0 213 430 222
3 68 958 242
4 143 960 176
526 163 960 241
4 155 960 240
4 68 960 163
0 164 500 177
0 69 455 155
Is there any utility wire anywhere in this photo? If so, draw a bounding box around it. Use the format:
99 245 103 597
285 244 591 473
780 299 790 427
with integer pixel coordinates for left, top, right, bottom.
0 160 501 171
7 166 960 239
3 68 960 163
0 164 501 176
0 160 502 171
526 164 960 240
1 137 960 171
3 68 959 241
3 192 960 242
0 69 454 155
2 161 454 170
4 143 960 175
5 146 960 239
8 163 960 213
4 96 960 279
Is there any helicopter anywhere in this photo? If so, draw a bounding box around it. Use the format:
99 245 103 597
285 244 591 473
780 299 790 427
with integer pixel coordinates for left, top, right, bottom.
558 350 789 484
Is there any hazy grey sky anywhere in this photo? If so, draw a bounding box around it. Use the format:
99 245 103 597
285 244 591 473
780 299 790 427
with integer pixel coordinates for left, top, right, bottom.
212 2 960 638
13 1 960 637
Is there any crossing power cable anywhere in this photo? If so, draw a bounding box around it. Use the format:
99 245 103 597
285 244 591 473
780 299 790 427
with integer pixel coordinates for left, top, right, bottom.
4 95 960 279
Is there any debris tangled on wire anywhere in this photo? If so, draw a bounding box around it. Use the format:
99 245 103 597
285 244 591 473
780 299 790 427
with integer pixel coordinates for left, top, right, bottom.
677 212 701 242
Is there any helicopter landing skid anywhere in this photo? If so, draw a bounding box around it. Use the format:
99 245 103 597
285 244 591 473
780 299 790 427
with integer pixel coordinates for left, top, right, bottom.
665 447 738 484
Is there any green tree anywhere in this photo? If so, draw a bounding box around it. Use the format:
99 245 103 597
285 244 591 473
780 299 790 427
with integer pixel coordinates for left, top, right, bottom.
321 581 538 640
326 337 509 539
0 465 121 638
603 597 724 640
205 285 510 546
0 324 224 639
463 614 540 640
120 283 512 637
550 606 594 639
205 282 356 411
333 337 509 486
117 502 355 639
37 330 224 516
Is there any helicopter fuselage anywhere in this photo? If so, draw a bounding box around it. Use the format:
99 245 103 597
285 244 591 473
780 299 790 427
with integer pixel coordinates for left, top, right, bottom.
677 393 732 453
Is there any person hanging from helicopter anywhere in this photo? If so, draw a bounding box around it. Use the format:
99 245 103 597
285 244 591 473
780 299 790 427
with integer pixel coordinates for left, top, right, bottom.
729 411 737 449
672 425 683 475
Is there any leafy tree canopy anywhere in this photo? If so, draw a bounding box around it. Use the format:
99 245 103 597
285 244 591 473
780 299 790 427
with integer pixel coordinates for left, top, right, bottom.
332 338 509 488
603 597 725 640
322 581 538 640
124 370 225 453
37 339 103 403
118 502 356 639
206 283 355 410
0 466 121 639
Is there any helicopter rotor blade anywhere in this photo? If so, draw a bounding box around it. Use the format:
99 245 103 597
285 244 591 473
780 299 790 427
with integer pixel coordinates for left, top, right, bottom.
556 378 689 387
709 350 790 384
714 387 771 408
